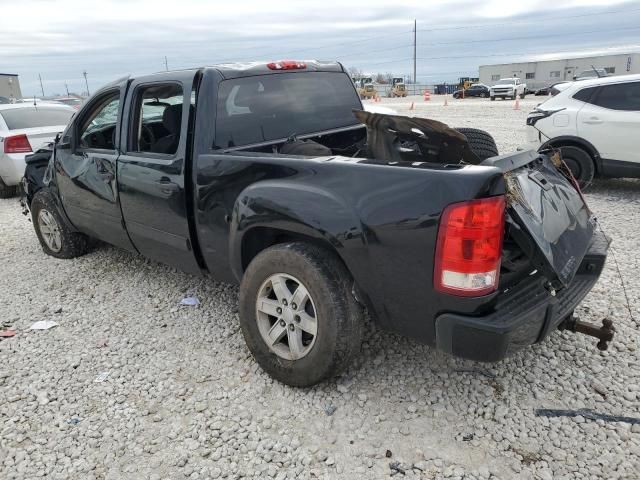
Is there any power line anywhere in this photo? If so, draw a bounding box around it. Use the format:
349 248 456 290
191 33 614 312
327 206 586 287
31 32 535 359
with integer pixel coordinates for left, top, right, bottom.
181 5 639 65
415 5 640 33
419 25 640 47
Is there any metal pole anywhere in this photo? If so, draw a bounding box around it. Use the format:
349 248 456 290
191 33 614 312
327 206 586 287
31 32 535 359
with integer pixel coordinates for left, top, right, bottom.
413 19 417 88
164 56 169 71
65 83 70 96
38 74 45 97
83 71 90 96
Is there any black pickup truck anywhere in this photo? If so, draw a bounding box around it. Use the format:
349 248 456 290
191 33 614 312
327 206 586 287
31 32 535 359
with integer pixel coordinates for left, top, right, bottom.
23 60 611 387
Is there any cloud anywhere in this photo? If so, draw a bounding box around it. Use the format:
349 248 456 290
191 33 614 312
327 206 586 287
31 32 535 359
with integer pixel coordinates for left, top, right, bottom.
2 0 639 95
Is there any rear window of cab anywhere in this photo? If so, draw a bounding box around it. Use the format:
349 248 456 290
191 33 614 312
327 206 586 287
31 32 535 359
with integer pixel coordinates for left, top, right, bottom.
214 72 362 149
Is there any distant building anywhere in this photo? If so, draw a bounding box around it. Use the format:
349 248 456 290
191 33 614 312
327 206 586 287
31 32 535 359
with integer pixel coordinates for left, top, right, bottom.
0 73 22 102
479 53 640 90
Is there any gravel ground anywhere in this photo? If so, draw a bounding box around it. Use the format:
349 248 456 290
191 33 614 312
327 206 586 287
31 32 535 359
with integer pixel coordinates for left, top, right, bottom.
1 95 639 480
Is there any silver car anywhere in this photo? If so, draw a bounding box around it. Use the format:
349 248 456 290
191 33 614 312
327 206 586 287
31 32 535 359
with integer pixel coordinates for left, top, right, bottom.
0 103 75 197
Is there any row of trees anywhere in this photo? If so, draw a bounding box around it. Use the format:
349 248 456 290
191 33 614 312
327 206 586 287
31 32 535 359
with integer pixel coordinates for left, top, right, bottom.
347 67 407 85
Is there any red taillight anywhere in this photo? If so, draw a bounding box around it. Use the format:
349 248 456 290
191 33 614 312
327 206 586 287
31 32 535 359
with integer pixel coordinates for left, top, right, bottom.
4 134 32 154
434 196 506 296
267 60 307 70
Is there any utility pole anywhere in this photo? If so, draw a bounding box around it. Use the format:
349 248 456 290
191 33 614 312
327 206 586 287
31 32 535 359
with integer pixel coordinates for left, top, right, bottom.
413 19 417 85
83 71 90 96
164 56 169 71
38 74 45 97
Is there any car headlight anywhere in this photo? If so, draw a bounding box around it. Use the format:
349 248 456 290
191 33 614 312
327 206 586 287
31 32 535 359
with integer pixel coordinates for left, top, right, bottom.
526 107 566 126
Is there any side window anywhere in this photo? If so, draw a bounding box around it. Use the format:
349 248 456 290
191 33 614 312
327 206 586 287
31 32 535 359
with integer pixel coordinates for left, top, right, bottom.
572 86 599 103
78 92 120 151
130 83 184 155
591 82 640 111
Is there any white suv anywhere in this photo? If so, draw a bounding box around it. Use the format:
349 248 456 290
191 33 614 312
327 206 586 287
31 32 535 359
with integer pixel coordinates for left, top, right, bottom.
525 74 640 187
490 78 526 101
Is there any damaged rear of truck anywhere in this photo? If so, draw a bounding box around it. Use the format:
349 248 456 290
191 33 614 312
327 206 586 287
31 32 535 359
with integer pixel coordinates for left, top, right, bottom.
22 61 611 387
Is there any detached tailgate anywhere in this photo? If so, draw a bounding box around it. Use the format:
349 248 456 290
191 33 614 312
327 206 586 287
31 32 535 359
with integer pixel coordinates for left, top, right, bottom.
483 150 595 288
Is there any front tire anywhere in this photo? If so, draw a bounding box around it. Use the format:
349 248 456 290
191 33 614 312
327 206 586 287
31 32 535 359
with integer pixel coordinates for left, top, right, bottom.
490 96 495 101
558 145 595 189
31 190 90 259
239 242 364 387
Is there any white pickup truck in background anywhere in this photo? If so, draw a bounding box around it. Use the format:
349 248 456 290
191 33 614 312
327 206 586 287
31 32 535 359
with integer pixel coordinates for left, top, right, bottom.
490 78 526 100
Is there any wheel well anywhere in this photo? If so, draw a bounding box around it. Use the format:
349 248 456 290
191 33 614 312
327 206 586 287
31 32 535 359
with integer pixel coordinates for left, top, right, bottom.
545 138 600 174
241 227 335 272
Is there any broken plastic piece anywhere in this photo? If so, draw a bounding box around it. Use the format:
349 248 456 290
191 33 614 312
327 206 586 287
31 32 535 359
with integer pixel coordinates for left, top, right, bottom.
0 330 17 338
29 320 59 330
180 296 200 306
94 372 110 383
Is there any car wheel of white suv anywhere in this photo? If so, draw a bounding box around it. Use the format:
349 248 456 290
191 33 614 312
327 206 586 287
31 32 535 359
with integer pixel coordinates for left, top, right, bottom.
559 145 595 189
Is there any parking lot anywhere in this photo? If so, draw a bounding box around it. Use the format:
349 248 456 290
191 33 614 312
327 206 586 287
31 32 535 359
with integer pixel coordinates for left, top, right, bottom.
1 96 639 480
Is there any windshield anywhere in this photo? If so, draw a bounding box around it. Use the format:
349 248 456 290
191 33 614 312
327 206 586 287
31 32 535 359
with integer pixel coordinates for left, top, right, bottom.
0 107 74 130
214 72 362 149
495 79 515 86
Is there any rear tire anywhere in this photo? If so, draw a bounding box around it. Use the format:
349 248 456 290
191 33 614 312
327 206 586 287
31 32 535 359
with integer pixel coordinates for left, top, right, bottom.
520 92 526 99
0 178 18 198
558 145 595 189
455 128 499 162
239 242 364 387
31 190 90 259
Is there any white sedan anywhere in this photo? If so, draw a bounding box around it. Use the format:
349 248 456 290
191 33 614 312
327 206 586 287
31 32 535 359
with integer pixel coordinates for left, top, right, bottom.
0 103 75 197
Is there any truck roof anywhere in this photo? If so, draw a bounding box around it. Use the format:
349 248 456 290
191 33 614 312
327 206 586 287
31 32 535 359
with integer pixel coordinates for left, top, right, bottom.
131 60 346 81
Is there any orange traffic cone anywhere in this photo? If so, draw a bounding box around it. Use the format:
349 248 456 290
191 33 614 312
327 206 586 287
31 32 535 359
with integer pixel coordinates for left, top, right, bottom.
514 97 520 110
423 90 431 102
409 101 415 110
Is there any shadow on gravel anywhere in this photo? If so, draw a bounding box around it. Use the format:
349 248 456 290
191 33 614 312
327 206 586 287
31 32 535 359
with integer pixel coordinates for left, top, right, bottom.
587 177 640 197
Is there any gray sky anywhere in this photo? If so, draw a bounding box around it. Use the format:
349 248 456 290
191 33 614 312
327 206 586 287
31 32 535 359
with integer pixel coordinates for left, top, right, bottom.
2 0 640 96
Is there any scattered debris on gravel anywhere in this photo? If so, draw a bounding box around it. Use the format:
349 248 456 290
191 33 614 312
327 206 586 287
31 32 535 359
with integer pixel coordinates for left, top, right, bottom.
1 96 639 479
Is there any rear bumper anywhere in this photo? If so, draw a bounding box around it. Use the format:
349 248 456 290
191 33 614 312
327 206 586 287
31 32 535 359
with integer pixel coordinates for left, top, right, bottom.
435 231 609 362
0 153 27 186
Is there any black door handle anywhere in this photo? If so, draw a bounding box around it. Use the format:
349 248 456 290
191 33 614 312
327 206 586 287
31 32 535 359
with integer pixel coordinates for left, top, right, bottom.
155 179 180 192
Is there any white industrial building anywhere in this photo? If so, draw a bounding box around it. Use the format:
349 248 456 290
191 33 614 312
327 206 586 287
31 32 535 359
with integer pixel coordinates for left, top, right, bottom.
0 73 22 102
479 53 640 90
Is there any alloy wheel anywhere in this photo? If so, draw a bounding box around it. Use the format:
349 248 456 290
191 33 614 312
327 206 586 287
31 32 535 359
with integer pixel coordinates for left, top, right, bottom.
255 273 318 360
38 209 62 253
